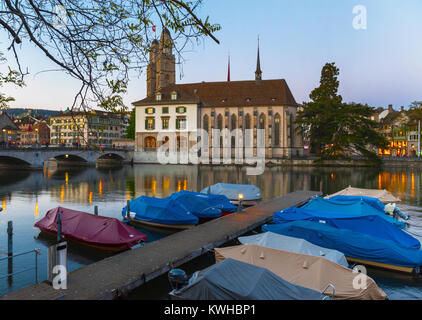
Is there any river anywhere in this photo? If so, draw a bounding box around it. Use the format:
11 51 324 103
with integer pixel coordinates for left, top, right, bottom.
0 164 422 299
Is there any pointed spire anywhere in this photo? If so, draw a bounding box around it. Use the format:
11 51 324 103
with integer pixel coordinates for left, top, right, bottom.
227 52 231 82
255 35 262 81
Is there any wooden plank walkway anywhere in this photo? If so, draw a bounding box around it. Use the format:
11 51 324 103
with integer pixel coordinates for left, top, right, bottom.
1 190 320 300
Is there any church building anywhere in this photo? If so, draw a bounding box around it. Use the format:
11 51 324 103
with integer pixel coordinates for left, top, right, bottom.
132 29 303 164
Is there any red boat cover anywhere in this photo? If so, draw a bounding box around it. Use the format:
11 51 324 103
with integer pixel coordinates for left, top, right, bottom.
35 207 148 249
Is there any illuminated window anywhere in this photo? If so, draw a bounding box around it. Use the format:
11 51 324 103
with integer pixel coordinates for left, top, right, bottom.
145 118 155 130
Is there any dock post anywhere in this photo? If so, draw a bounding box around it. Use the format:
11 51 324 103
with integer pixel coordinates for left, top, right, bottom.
57 212 62 242
94 205 98 216
126 200 130 219
7 221 13 285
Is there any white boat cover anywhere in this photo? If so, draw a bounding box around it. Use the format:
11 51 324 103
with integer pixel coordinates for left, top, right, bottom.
215 244 387 300
238 232 349 267
200 183 262 201
326 186 401 203
170 258 325 300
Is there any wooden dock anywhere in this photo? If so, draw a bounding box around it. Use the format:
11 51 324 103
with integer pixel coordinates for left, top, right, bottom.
1 190 320 300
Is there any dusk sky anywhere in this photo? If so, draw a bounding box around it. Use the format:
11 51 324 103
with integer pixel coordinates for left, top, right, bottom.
1 0 421 111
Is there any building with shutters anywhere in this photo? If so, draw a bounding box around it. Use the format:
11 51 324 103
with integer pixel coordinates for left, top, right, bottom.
132 29 304 164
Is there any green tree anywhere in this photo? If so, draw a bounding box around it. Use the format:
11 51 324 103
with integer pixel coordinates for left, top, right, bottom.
296 62 388 164
0 53 23 109
125 108 136 140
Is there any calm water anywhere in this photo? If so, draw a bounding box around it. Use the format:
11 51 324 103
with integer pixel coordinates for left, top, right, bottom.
1 164 422 299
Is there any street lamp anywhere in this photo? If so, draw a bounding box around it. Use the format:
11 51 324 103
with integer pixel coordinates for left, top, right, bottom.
2 128 6 148
237 193 244 213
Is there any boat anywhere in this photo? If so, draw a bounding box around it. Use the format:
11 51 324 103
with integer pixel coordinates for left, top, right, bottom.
263 220 422 273
169 258 328 300
300 196 405 228
122 196 199 230
34 207 148 252
167 190 237 220
238 232 349 267
272 206 419 249
328 195 409 220
326 186 401 204
214 244 387 300
200 183 262 206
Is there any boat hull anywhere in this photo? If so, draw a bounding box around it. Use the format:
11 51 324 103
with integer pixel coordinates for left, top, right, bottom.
129 217 196 230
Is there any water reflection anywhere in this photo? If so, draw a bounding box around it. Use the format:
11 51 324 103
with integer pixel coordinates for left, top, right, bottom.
1 164 422 298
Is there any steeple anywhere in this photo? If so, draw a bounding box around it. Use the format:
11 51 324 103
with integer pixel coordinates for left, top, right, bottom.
227 52 231 82
255 36 262 81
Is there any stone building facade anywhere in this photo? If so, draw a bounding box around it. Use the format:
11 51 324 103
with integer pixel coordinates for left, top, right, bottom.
133 30 303 163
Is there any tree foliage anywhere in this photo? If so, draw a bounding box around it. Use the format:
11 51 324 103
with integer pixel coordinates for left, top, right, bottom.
0 52 23 109
296 62 388 163
125 107 136 139
0 0 221 113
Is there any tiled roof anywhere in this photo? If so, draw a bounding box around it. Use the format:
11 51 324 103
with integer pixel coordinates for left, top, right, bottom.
133 79 298 107
0 111 19 130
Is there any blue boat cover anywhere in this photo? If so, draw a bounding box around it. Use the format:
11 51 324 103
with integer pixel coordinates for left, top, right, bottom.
263 221 422 268
328 195 386 213
170 258 325 300
273 207 420 249
169 190 237 214
200 183 262 201
122 196 199 226
302 197 405 228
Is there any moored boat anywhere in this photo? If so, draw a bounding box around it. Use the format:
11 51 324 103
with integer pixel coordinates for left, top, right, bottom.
238 232 349 267
214 244 387 300
300 196 405 228
169 258 328 300
35 207 148 252
200 183 262 206
326 186 401 204
123 196 199 230
263 220 422 274
272 206 419 249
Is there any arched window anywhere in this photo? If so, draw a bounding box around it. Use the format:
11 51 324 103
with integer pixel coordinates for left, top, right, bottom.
245 114 251 129
231 114 237 130
203 115 209 133
274 114 281 146
259 114 266 129
144 136 156 148
217 114 223 130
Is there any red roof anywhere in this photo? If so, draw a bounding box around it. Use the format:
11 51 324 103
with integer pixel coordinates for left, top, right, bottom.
133 79 298 107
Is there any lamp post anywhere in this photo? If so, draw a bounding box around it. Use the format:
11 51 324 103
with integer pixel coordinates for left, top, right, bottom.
2 128 6 147
237 193 244 213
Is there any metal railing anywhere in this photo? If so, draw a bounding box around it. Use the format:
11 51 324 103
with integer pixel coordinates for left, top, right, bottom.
0 249 41 283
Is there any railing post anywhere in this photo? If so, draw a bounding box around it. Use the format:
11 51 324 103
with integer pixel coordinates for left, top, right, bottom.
57 212 62 242
94 205 98 216
7 221 13 285
126 200 130 219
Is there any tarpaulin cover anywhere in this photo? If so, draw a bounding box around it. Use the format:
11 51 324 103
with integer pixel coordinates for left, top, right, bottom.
326 187 401 203
200 183 262 201
122 196 199 226
168 190 236 215
328 195 386 213
170 258 325 300
263 221 422 268
238 232 349 267
35 207 147 249
273 207 419 249
301 197 405 228
215 244 387 300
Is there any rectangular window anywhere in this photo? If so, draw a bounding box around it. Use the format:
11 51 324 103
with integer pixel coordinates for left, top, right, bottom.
176 106 187 114
162 118 170 130
176 117 187 130
145 118 155 130
162 107 169 114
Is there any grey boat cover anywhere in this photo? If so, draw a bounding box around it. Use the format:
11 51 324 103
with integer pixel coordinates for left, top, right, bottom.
170 258 325 300
200 183 262 201
238 232 349 267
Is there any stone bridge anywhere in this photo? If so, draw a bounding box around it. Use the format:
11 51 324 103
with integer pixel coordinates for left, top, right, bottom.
0 148 133 169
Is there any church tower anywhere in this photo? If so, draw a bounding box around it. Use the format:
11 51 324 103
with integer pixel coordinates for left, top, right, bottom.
156 28 176 92
255 37 262 81
146 39 159 97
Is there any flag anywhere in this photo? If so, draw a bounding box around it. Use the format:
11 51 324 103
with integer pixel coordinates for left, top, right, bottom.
152 25 156 32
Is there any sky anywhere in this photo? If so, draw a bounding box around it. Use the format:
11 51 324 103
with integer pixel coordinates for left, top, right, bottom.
1 0 422 111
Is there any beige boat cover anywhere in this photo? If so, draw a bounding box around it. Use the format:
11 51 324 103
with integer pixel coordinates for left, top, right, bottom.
215 244 387 300
326 186 401 203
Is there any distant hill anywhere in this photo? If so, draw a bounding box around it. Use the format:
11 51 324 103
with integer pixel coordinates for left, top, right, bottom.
4 108 60 119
